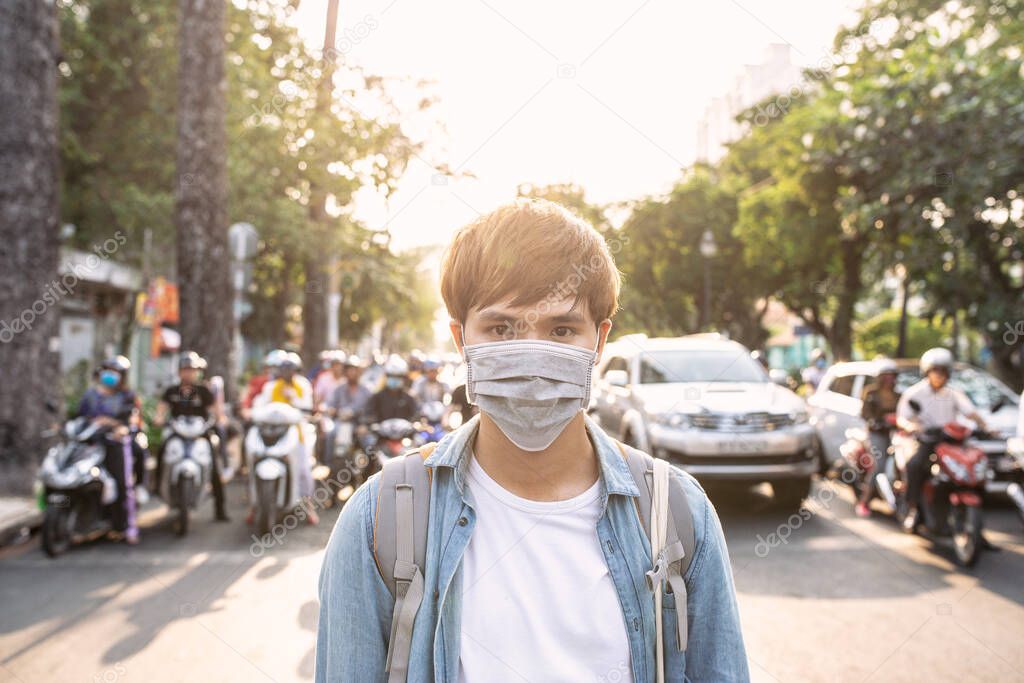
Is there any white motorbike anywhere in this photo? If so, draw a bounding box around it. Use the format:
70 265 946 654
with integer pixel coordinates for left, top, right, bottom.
245 402 312 537
161 415 215 536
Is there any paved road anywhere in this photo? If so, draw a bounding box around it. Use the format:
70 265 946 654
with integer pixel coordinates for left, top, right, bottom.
1 477 1022 683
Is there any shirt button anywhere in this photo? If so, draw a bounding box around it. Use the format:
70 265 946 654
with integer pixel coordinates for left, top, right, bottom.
457 517 468 527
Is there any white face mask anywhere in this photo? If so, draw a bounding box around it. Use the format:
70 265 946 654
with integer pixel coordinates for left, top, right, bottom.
463 338 597 451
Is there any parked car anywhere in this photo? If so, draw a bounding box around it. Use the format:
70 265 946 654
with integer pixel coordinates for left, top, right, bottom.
808 359 1021 494
591 334 818 508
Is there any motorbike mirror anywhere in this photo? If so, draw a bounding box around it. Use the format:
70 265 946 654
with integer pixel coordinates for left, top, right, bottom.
990 396 1006 413
908 399 922 413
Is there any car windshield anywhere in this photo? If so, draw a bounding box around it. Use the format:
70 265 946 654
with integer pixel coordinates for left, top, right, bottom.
638 349 768 384
895 367 1019 411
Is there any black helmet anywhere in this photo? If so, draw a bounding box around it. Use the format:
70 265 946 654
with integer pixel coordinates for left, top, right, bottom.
179 350 208 370
101 355 132 374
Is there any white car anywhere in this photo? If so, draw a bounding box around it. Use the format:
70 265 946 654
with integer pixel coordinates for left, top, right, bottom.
591 334 818 508
808 359 1021 492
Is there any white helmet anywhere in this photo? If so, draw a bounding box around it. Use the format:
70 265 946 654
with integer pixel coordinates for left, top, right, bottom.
875 357 898 375
383 354 409 376
284 352 303 370
264 349 289 368
920 347 953 375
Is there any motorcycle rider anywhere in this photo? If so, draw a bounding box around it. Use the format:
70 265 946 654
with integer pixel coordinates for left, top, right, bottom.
366 354 419 422
855 358 901 518
896 347 988 532
241 350 284 420
254 351 318 525
801 348 828 390
75 356 147 544
314 351 347 410
326 355 372 421
153 351 229 521
411 356 449 406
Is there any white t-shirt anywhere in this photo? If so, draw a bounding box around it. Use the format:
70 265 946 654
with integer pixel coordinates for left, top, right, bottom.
459 455 633 683
897 379 976 430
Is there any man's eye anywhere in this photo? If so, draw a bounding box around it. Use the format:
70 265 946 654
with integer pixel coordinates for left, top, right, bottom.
489 324 515 338
551 326 576 338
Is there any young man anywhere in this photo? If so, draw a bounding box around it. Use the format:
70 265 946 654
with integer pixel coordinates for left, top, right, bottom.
896 347 988 532
316 200 748 681
153 351 229 521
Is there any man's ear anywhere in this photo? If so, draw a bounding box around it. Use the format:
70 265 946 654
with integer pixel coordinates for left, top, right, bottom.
594 319 613 364
449 319 465 355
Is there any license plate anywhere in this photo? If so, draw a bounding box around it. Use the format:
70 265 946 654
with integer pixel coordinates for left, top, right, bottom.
717 439 768 454
335 422 353 447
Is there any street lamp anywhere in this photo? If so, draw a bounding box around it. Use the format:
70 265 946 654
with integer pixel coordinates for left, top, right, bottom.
699 230 718 330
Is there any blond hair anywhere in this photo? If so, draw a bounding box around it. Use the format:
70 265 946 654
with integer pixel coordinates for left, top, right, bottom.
440 199 620 325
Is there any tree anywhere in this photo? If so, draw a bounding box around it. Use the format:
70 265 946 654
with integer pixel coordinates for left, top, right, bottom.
617 166 771 348
0 0 61 493
176 0 233 387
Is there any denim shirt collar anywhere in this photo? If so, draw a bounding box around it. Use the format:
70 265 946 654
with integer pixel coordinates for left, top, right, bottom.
423 413 641 498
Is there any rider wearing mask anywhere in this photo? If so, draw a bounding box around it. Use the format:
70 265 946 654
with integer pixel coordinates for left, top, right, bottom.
76 356 147 543
801 348 828 390
153 351 229 521
411 356 448 406
366 355 418 422
896 348 988 532
855 358 901 517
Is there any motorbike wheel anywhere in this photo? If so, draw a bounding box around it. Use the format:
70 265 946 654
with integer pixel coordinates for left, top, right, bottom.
42 506 72 558
950 504 983 568
256 478 277 538
176 477 193 537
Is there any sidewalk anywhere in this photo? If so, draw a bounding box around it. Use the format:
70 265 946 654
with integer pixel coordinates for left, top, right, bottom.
0 496 42 547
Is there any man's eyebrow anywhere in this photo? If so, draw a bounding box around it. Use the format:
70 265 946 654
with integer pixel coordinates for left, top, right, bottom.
548 311 587 324
475 309 515 321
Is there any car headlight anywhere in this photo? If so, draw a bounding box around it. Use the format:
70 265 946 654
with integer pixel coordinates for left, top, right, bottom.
653 412 692 429
789 410 809 425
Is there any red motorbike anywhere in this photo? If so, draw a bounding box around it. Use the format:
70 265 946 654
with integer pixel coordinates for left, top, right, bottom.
892 421 990 567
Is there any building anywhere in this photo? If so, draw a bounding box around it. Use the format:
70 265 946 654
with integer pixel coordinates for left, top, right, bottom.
696 44 802 163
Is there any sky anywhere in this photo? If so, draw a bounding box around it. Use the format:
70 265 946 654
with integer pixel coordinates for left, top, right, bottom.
291 0 864 251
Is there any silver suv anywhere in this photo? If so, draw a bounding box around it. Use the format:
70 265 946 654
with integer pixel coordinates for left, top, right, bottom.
591 334 818 508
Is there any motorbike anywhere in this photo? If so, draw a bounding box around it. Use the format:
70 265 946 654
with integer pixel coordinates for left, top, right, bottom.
319 411 371 506
245 402 312 537
415 401 448 445
364 418 421 472
160 415 215 536
37 417 120 557
891 420 991 567
838 413 898 509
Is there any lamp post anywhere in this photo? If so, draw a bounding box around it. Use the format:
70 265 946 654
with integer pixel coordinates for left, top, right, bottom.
699 229 718 330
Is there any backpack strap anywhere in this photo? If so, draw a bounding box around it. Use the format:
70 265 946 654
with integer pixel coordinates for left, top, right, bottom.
374 443 437 683
616 440 695 652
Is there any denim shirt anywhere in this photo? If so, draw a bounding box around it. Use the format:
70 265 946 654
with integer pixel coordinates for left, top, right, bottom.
316 416 749 682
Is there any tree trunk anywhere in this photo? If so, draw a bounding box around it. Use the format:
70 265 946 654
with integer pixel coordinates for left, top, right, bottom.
300 0 340 367
0 0 61 494
830 238 863 361
176 0 232 393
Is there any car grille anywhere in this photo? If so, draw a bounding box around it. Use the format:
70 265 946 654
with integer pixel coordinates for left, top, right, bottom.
690 412 794 432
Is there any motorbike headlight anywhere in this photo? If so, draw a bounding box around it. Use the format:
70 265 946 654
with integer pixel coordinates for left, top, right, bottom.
652 412 692 430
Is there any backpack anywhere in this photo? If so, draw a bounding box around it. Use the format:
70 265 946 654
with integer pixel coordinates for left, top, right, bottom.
373 440 696 683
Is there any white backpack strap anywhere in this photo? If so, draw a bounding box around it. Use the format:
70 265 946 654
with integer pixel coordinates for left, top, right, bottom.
616 440 693 655
374 444 436 682
650 458 670 683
